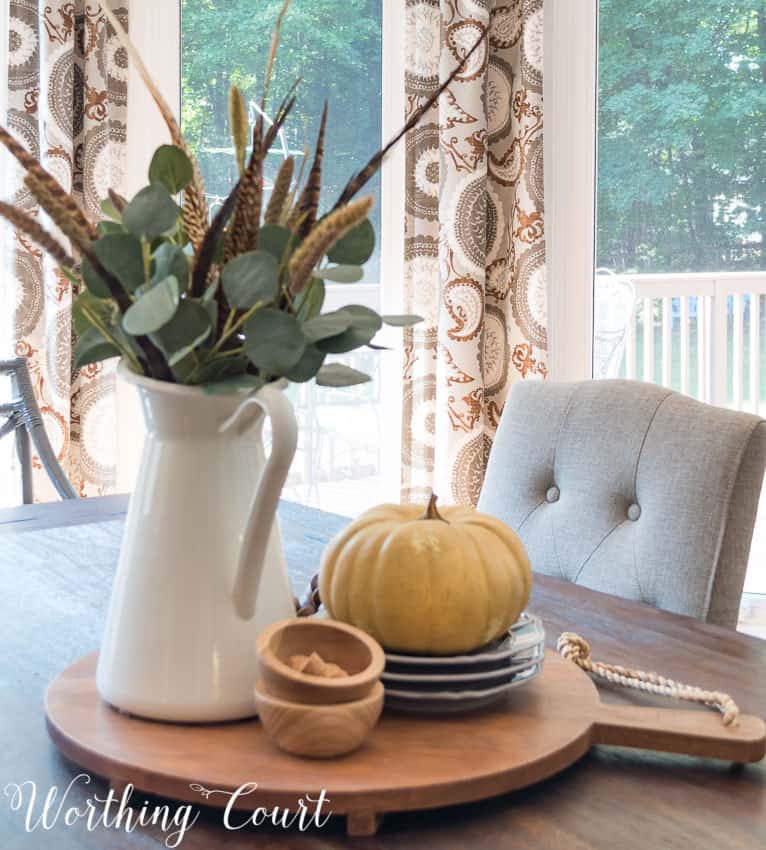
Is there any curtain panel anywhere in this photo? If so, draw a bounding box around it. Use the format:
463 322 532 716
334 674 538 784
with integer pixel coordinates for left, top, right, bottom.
401 0 547 506
6 0 128 498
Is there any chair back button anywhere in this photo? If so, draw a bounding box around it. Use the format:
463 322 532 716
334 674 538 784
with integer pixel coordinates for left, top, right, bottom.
627 503 641 521
546 486 560 504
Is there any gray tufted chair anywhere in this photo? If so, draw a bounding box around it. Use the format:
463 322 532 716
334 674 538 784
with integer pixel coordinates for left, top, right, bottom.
478 380 766 629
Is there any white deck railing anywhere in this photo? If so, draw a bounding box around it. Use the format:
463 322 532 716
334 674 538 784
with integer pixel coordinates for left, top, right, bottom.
616 272 766 414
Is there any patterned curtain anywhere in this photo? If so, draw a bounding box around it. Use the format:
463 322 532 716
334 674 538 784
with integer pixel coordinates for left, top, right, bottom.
401 0 547 506
5 1 128 498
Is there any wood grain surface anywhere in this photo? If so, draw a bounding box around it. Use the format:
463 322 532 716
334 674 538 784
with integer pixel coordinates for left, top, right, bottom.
1 494 765 849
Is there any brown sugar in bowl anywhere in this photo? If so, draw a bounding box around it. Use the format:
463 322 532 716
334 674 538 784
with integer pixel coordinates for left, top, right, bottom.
256 618 385 705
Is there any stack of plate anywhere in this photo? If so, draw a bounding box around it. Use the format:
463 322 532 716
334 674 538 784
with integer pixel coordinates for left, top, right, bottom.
382 613 545 713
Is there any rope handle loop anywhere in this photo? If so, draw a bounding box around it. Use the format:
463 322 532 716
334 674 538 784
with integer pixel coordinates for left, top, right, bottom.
557 632 739 727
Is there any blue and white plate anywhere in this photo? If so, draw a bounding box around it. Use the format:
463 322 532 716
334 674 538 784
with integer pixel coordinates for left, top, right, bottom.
381 613 545 713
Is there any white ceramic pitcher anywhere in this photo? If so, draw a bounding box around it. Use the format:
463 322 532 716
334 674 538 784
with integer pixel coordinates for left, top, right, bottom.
96 363 298 722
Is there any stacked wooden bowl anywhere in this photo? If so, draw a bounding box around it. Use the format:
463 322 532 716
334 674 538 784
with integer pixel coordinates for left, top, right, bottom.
255 619 386 757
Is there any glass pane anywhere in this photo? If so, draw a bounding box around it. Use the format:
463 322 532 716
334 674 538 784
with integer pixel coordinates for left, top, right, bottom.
180 1 387 516
594 2 766 596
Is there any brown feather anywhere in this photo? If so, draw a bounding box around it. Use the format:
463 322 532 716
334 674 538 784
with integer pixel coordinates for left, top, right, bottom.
294 102 327 240
333 31 485 209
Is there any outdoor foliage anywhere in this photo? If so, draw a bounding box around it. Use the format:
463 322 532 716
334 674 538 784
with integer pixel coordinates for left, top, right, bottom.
598 1 766 273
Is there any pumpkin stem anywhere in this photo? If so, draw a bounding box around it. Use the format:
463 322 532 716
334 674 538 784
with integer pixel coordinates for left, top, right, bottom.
421 492 448 522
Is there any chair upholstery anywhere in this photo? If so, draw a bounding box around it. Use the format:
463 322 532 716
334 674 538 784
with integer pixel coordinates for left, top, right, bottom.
478 380 766 629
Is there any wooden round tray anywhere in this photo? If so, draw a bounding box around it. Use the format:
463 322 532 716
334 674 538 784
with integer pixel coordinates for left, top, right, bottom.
46 650 765 836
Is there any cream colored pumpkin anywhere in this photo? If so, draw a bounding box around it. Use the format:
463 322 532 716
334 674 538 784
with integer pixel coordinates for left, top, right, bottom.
319 495 532 655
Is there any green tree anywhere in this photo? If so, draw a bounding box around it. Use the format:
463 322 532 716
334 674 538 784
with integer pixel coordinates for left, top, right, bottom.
597 0 766 273
180 0 382 278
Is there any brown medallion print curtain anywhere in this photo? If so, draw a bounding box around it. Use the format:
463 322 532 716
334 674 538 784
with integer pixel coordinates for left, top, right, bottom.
5 1 128 498
401 0 547 505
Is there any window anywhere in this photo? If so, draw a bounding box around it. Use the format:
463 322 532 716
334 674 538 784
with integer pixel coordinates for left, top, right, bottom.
547 1 766 609
179 0 399 515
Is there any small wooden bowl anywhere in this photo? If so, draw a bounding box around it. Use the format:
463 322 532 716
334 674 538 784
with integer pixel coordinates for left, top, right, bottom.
254 681 384 758
256 618 385 705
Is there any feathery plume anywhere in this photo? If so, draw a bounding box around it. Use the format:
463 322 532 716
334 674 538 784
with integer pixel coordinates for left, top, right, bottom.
24 174 93 252
261 0 292 109
288 196 373 294
264 156 294 225
0 125 96 241
294 102 327 239
229 86 249 174
100 4 209 253
0 202 76 268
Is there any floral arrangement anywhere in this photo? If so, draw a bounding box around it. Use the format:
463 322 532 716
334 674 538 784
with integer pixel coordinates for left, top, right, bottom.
0 2 479 392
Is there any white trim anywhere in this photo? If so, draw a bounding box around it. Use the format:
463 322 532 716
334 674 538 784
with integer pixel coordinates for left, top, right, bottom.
117 0 181 491
544 0 598 382
122 0 180 197
378 0 406 502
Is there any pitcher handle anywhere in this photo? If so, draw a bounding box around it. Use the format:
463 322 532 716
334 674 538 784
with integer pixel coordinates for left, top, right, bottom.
221 384 298 620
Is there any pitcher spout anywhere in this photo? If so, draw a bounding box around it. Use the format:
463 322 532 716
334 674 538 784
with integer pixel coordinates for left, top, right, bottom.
221 383 298 620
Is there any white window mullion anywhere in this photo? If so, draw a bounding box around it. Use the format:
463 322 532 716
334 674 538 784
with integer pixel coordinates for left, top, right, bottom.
544 1 598 382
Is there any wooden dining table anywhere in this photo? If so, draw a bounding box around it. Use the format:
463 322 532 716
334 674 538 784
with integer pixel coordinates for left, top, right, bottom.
1 494 764 849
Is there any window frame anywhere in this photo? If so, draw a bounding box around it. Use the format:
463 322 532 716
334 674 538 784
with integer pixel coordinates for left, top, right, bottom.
544 0 598 382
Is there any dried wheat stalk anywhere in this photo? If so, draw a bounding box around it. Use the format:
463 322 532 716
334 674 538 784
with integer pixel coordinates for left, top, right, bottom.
24 174 93 253
261 0 292 109
0 202 76 268
0 125 96 241
264 156 294 225
100 4 209 254
288 196 373 294
229 86 249 174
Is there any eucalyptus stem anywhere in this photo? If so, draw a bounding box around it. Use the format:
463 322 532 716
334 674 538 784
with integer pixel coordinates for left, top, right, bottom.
81 307 142 373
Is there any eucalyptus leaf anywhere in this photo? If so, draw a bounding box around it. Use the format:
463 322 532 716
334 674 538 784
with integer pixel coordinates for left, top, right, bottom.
302 310 353 343
312 264 364 283
316 304 382 354
97 220 123 237
149 145 194 194
382 314 424 327
72 290 114 337
122 184 181 240
196 355 250 385
153 242 190 289
294 278 325 321
122 275 180 335
91 233 146 293
100 197 122 222
315 363 372 387
150 299 212 364
258 224 293 263
205 374 266 395
74 327 121 369
222 250 279 309
244 308 306 374
283 344 326 383
327 218 375 265
81 258 111 298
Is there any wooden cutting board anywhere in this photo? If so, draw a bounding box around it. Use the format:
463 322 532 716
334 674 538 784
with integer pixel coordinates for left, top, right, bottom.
45 650 765 836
